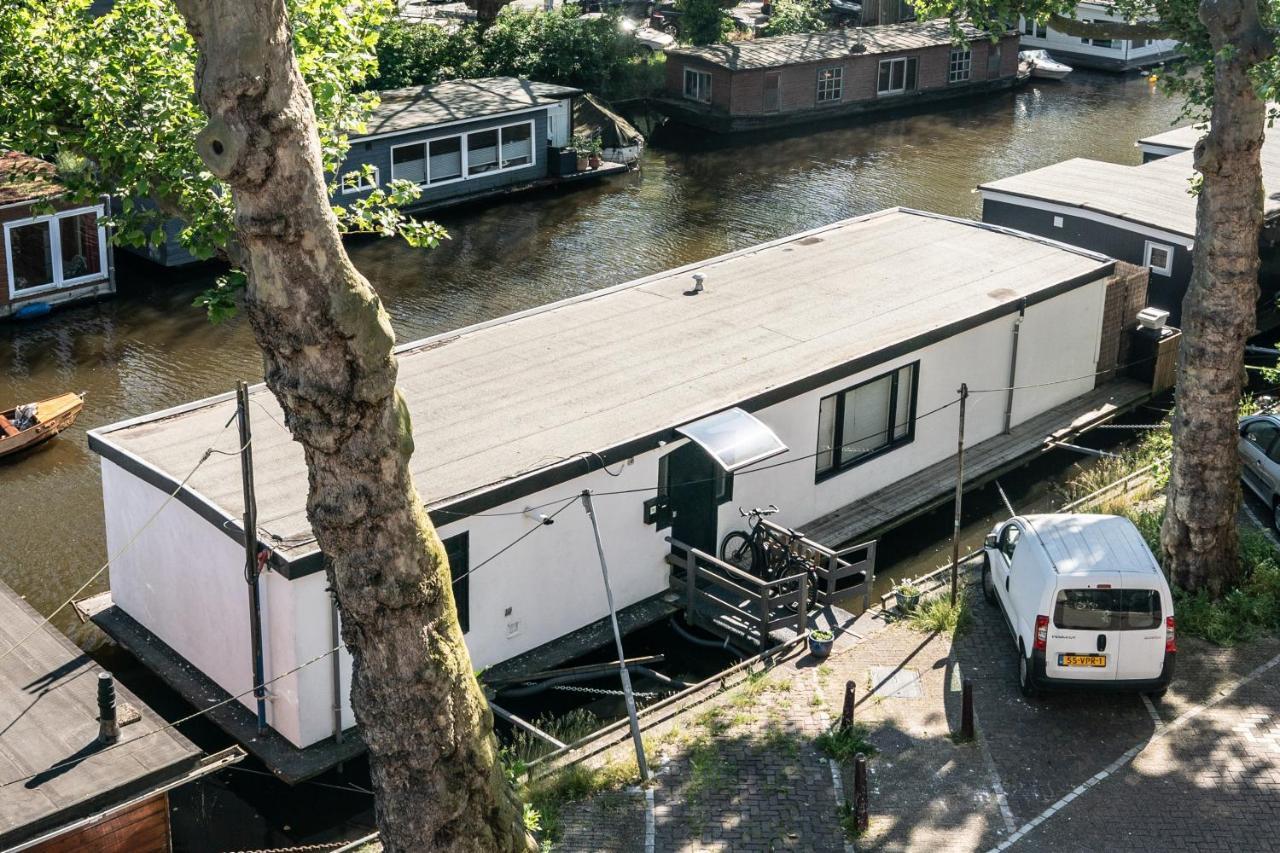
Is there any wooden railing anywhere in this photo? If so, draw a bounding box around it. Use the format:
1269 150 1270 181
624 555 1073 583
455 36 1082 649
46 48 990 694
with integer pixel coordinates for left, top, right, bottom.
667 538 808 649
756 519 877 613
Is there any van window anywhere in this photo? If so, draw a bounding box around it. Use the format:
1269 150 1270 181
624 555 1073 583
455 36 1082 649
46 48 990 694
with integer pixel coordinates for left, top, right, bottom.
1053 588 1162 631
998 524 1021 560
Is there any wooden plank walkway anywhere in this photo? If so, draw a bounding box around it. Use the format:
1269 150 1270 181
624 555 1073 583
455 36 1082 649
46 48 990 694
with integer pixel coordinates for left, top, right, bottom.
802 379 1153 548
0 580 201 848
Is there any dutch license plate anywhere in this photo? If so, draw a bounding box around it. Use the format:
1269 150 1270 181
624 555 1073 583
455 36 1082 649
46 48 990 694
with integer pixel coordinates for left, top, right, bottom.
1058 654 1107 667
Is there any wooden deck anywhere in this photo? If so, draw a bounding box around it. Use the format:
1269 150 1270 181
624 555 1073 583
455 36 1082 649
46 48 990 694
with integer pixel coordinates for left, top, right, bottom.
78 594 364 786
802 379 1154 548
0 580 204 849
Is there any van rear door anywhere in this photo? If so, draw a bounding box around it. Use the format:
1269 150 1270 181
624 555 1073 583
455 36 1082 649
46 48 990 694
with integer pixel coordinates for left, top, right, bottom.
1114 582 1166 680
1045 578 1124 682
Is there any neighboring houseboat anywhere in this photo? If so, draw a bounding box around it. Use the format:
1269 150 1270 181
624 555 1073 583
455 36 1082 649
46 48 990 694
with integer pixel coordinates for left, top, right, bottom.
978 128 1280 327
127 78 628 267
0 578 240 851
1 152 114 319
82 208 1163 779
1017 3 1180 71
655 20 1023 133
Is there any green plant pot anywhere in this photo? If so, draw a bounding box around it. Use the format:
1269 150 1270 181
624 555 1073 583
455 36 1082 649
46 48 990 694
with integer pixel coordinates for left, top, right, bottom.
895 591 921 612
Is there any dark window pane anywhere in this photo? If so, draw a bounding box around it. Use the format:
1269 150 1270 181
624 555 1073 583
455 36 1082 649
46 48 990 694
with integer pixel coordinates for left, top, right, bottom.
59 212 101 279
1054 588 1162 631
10 221 53 291
444 532 470 634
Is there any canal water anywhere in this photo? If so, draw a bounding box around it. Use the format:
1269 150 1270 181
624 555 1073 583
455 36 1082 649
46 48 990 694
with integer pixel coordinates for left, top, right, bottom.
1 70 1184 848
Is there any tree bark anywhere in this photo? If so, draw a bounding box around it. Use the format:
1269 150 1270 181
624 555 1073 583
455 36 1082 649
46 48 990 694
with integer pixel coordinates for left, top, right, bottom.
170 3 535 850
1160 0 1273 595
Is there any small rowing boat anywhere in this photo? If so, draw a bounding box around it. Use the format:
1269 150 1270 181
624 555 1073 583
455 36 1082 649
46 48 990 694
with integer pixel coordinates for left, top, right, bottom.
0 392 85 460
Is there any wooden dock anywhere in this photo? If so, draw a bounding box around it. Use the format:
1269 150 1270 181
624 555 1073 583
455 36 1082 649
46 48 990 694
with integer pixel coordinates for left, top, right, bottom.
0 580 236 850
802 378 1154 548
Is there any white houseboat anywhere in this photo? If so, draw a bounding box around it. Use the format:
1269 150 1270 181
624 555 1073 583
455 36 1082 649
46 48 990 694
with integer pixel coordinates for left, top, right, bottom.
1018 3 1180 72
83 208 1162 779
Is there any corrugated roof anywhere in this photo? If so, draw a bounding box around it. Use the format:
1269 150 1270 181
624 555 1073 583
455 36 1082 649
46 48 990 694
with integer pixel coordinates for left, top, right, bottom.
979 131 1280 239
90 209 1111 562
0 151 63 207
668 19 993 70
358 77 581 138
1022 514 1160 577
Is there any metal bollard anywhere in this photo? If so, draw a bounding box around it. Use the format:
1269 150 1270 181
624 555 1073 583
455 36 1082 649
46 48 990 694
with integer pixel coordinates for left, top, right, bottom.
960 678 975 741
853 752 869 833
841 680 856 730
97 672 120 745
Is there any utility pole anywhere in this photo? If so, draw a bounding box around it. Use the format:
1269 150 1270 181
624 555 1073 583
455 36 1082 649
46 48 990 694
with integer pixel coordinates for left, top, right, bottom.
950 383 968 606
581 490 650 782
236 381 268 735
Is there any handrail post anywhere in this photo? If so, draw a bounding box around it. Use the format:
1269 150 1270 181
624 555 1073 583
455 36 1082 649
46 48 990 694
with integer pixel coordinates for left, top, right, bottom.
685 549 697 626
825 552 839 607
798 570 808 634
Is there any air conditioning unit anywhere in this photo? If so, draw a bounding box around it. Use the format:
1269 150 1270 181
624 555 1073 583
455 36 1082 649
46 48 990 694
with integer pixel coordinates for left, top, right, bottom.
1137 307 1169 330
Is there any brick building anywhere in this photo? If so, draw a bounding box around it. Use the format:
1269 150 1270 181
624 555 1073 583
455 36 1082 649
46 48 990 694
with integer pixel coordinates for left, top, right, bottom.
657 20 1023 133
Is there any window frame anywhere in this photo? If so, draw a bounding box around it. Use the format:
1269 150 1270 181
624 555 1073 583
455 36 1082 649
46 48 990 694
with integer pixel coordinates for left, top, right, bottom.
443 531 470 635
683 67 712 103
815 361 920 480
1021 17 1047 38
1143 240 1175 276
876 57 918 96
339 166 380 195
947 47 972 83
816 65 843 103
4 204 108 300
387 119 538 190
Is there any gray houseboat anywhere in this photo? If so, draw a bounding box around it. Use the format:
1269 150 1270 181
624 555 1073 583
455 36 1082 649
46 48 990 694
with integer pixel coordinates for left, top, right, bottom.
129 78 625 267
655 20 1024 133
978 129 1280 327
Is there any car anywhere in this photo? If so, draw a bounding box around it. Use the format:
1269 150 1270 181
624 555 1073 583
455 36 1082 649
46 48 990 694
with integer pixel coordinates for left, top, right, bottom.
1239 412 1280 531
981 513 1176 698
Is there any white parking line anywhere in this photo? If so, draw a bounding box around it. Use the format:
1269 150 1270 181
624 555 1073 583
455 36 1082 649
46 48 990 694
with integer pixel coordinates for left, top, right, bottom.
955 662 1018 836
810 671 857 853
986 647 1280 852
1140 692 1163 728
644 787 655 853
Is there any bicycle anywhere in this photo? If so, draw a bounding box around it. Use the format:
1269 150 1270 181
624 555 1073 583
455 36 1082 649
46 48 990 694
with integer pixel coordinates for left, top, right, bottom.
719 506 820 609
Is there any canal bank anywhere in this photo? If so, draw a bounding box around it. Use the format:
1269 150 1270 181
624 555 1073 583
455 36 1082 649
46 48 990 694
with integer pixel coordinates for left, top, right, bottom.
1 70 1185 850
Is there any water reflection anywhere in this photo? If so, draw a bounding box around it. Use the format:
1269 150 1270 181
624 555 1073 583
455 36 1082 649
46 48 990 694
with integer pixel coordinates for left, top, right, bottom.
1 70 1183 640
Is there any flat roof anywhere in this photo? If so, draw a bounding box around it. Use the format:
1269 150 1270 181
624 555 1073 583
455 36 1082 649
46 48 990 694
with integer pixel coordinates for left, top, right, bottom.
90 209 1112 570
0 580 202 847
668 19 993 71
1136 123 1204 153
358 77 581 138
979 132 1280 238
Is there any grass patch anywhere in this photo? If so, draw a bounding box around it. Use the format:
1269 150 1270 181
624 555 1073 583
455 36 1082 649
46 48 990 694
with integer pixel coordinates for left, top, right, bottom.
815 723 877 762
1175 527 1280 645
908 591 972 637
838 802 866 839
1060 421 1171 506
502 707 600 766
521 758 639 844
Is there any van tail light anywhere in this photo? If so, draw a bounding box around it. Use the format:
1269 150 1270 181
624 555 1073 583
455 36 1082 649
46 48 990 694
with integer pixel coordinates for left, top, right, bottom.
1033 615 1049 652
1165 616 1177 653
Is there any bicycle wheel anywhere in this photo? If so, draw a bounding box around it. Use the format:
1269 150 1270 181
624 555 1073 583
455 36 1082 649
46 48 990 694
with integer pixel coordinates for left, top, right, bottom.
762 539 790 580
720 531 757 573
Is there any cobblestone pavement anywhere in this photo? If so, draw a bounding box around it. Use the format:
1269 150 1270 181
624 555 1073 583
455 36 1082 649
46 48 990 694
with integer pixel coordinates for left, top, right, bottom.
556 584 1280 852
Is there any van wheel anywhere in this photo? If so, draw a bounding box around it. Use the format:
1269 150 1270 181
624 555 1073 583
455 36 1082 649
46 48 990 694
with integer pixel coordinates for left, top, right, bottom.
982 555 997 605
1147 687 1167 700
1018 645 1037 698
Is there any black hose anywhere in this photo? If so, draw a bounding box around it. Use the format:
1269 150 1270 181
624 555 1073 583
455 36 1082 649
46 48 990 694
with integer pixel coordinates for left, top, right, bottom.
495 664 691 698
668 616 750 659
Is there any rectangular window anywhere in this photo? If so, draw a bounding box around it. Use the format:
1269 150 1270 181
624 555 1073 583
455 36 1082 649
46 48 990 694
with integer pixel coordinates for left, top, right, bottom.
816 66 843 102
500 122 533 168
1144 240 1174 276
1021 17 1047 38
390 142 427 185
1054 588 1162 631
1130 38 1149 49
467 129 500 175
876 57 918 96
339 167 379 194
948 47 971 83
5 206 107 298
816 362 918 477
443 532 470 635
683 67 712 103
428 136 463 183
1083 22 1114 48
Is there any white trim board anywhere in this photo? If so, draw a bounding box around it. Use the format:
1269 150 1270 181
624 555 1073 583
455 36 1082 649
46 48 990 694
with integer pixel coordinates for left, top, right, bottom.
350 103 553 145
4 203 110 300
979 189 1196 248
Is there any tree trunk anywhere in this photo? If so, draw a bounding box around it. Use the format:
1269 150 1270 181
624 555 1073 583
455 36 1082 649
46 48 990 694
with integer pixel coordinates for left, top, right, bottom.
1160 0 1274 595
170 3 535 850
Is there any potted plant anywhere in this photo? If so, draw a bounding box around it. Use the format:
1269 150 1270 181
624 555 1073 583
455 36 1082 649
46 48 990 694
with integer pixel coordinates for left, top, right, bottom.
587 136 603 169
808 628 834 658
572 134 592 172
893 577 923 612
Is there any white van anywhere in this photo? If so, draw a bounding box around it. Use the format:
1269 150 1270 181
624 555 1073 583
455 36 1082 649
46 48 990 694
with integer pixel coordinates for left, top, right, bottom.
981 513 1175 697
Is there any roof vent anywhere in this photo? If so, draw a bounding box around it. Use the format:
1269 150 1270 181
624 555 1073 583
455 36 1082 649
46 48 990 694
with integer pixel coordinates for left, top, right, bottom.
1137 307 1169 330
692 273 705 294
